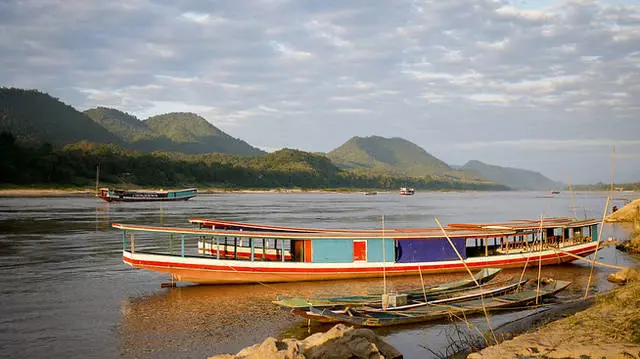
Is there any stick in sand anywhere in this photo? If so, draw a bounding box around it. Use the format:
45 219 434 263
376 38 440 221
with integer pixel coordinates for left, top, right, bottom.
584 196 610 299
435 217 498 345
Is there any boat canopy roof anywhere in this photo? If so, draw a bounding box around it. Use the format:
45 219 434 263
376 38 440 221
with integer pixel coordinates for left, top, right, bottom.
112 223 515 240
448 217 600 231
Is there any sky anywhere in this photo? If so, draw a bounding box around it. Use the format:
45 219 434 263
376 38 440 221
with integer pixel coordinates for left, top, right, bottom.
1 0 639 184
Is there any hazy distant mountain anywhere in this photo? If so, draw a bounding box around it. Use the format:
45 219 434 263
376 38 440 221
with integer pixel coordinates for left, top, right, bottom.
84 108 265 156
327 136 451 176
461 160 563 190
0 88 122 146
326 135 490 183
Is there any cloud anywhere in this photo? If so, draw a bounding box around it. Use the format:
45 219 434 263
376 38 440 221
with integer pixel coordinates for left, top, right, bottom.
1 0 639 182
455 139 640 151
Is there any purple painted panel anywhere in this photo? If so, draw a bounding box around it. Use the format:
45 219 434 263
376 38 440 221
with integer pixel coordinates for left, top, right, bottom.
396 237 467 263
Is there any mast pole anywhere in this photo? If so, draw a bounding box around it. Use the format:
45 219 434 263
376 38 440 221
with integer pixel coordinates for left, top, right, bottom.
382 215 387 296
568 176 577 219
585 196 610 299
95 163 100 196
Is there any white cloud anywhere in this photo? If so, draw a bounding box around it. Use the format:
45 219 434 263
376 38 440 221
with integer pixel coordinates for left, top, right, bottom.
269 41 313 61
1 0 639 182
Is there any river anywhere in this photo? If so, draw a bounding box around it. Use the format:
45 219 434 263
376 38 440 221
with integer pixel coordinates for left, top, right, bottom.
0 191 637 359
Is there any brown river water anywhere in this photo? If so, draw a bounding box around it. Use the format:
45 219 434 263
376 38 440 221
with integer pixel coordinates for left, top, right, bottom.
0 191 638 359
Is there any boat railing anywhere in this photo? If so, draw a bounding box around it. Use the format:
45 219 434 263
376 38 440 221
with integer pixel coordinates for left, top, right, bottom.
120 226 296 262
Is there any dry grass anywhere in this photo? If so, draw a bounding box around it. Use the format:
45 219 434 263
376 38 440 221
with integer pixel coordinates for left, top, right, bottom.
469 270 640 358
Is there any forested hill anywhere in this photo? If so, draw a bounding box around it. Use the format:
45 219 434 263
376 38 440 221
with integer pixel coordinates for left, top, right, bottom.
84 108 265 156
0 133 509 191
461 160 563 190
328 136 450 174
142 112 265 156
83 107 154 142
327 136 485 182
0 88 122 146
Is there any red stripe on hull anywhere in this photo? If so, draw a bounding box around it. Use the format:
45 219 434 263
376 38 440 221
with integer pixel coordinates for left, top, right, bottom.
99 196 195 202
123 243 598 284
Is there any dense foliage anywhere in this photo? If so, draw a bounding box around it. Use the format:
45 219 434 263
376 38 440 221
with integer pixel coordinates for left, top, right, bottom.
0 132 509 191
0 88 122 146
84 107 265 156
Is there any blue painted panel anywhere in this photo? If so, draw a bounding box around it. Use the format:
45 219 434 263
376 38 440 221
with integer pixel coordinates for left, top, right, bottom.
312 239 353 263
396 237 467 263
367 238 396 262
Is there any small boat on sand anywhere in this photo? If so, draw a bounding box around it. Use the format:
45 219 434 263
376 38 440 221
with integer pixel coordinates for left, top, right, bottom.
273 268 502 309
97 188 197 202
308 279 571 327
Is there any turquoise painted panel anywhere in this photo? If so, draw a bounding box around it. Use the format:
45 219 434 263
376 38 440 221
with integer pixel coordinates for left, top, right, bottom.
591 224 598 242
312 239 353 263
366 238 395 262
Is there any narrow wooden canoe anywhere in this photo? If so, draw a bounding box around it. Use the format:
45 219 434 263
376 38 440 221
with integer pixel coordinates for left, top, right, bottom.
289 277 528 323
307 279 571 327
273 268 502 309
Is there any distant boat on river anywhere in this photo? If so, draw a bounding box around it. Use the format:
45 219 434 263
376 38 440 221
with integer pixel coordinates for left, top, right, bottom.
400 187 415 195
97 188 197 202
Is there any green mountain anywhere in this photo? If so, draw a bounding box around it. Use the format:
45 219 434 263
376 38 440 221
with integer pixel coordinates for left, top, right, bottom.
0 88 122 146
460 160 563 190
327 136 484 181
83 108 265 156
83 107 154 142
327 136 450 175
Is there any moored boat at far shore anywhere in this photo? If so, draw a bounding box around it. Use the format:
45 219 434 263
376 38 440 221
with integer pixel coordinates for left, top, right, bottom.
400 187 415 195
97 187 197 202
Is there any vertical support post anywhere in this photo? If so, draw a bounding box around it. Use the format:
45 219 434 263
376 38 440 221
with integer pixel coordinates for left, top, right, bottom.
250 238 254 261
170 233 174 255
234 237 238 260
275 239 278 260
484 237 488 256
263 238 266 261
181 235 185 257
216 237 220 259
131 233 135 254
123 231 127 250
281 240 285 262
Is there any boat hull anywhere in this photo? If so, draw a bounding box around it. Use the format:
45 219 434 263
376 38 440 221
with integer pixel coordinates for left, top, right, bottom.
122 242 598 285
99 195 196 202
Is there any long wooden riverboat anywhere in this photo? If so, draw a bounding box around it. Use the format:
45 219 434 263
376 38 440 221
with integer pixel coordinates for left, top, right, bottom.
98 188 197 202
113 216 601 285
307 279 571 327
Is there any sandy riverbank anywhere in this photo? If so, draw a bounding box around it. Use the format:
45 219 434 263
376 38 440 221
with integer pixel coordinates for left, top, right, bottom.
468 268 640 359
0 187 389 197
0 188 96 197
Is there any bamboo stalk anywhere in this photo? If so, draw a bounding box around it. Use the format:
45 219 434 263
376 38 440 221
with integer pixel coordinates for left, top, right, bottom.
568 176 577 219
536 215 544 305
418 265 427 303
382 215 387 304
585 196 611 299
548 246 626 270
435 218 498 345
